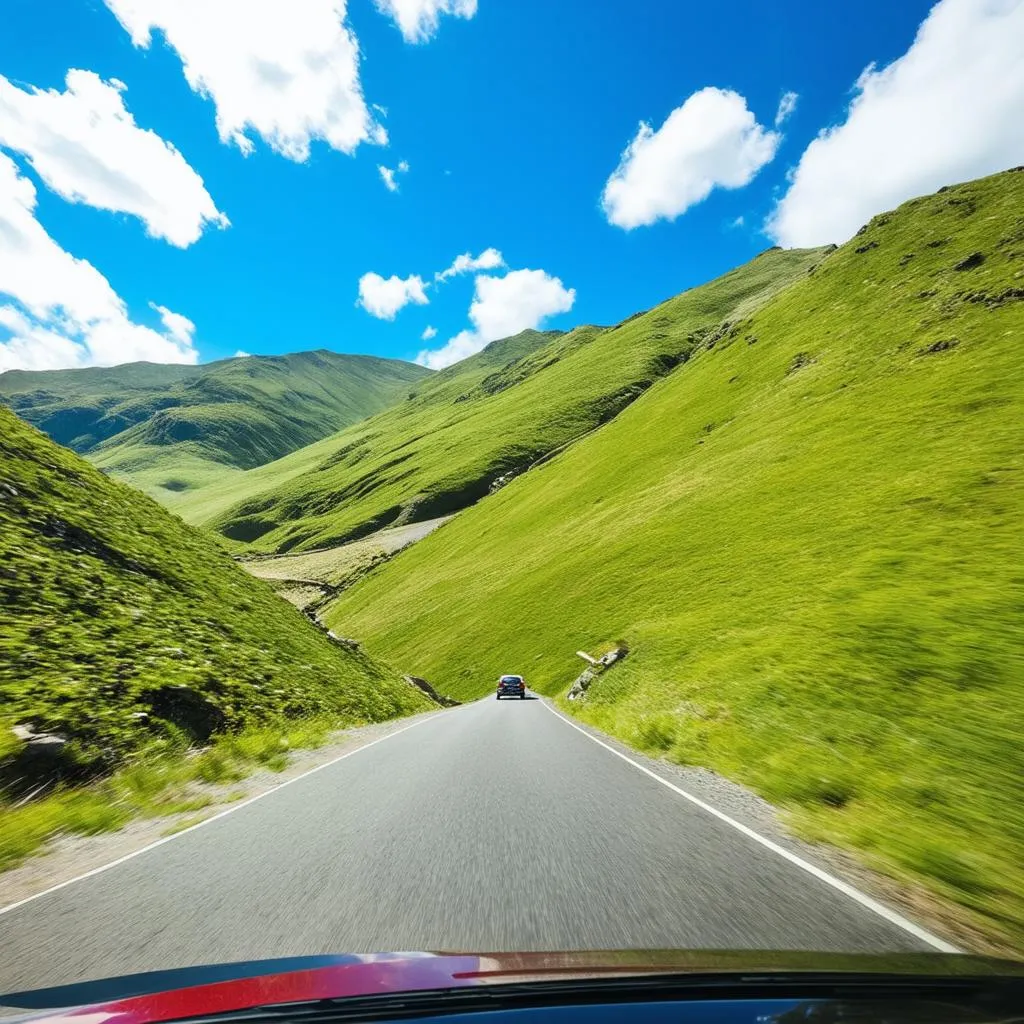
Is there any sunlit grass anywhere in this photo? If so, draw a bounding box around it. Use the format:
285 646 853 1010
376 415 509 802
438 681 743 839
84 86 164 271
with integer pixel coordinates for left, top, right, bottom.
0 353 429 516
0 404 433 790
326 170 1024 947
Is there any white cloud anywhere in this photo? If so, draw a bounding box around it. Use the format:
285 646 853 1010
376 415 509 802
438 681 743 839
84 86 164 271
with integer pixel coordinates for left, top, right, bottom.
0 153 198 371
150 303 196 346
729 215 745 229
234 349 252 358
768 0 1024 247
103 0 386 161
601 87 781 230
468 270 575 340
374 0 478 43
356 271 428 319
435 246 504 281
417 328 477 368
421 324 437 340
378 159 409 192
417 267 574 369
775 90 799 127
0 70 226 247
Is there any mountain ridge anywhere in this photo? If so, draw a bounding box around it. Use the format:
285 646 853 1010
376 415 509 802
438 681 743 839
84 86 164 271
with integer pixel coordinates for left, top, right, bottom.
197 249 827 553
0 350 431 505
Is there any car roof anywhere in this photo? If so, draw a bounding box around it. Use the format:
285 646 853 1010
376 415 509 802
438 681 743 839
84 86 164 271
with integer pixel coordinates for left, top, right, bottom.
499 674 523 681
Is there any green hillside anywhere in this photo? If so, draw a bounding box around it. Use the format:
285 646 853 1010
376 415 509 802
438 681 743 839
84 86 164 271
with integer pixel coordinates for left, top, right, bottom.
0 361 204 451
325 170 1024 944
0 351 430 506
0 404 430 787
205 250 825 553
168 329 563 529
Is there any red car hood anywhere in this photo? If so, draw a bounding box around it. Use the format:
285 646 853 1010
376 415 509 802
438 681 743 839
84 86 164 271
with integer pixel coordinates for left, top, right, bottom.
5 950 1019 1024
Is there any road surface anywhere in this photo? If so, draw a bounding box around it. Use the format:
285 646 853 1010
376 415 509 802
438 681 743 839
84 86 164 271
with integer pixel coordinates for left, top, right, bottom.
1 697 941 994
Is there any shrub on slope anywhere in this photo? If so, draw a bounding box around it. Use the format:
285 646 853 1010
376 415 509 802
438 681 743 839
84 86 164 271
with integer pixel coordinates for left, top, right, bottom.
325 169 1024 944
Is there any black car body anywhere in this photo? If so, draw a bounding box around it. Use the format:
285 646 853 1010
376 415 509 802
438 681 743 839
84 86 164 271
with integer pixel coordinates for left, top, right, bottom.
497 674 526 699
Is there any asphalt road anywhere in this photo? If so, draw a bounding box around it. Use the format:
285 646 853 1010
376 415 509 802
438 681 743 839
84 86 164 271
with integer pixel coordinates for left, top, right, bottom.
1 697 940 993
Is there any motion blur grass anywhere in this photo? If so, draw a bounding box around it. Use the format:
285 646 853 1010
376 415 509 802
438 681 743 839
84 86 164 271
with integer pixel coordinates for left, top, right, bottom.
326 170 1024 946
0 714 346 872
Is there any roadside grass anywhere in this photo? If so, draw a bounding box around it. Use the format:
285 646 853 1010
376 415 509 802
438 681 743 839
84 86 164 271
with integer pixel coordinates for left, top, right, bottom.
161 814 211 838
324 170 1024 947
199 248 826 555
0 714 348 873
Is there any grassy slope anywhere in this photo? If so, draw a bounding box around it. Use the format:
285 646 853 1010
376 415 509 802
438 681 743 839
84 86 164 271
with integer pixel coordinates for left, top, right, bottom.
0 405 430 782
169 331 569 532
0 351 430 504
0 361 204 452
206 250 825 553
325 170 1024 944
168 330 562 529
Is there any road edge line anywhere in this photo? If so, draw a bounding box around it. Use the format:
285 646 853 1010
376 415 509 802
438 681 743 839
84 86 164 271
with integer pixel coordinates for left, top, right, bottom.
0 709 450 917
540 699 960 954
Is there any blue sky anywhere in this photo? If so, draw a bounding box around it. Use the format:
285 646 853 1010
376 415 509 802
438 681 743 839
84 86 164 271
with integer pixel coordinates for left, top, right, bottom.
0 0 1022 371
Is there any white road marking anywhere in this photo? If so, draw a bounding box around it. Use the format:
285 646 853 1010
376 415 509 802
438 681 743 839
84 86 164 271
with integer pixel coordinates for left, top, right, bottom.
0 710 449 917
540 699 960 953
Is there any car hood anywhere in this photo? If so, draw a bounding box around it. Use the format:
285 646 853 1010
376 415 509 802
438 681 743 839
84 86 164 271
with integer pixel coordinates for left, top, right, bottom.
3 951 1021 1024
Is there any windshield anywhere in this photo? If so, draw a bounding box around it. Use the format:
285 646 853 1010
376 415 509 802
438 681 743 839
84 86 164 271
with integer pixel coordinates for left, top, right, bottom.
1 0 1022 1011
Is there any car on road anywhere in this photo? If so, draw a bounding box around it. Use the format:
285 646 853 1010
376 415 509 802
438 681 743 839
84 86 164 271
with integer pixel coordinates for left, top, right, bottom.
496 674 526 699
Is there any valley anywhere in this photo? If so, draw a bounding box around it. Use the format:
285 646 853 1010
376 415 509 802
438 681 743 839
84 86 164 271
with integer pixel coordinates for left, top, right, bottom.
0 351 429 507
2 168 1022 953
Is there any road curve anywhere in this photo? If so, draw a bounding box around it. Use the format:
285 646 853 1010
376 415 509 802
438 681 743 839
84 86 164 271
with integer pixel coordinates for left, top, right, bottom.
1 697 934 993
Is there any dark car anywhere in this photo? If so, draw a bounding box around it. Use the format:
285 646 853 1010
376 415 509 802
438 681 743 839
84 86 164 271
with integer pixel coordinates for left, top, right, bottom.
497 674 526 699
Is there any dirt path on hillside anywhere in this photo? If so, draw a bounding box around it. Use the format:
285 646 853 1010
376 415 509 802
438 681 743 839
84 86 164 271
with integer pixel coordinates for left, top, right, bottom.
239 515 454 610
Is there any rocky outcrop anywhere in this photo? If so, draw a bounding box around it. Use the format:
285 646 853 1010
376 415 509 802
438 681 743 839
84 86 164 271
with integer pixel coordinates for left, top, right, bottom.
567 645 629 700
567 669 596 701
3 725 74 796
403 675 460 707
